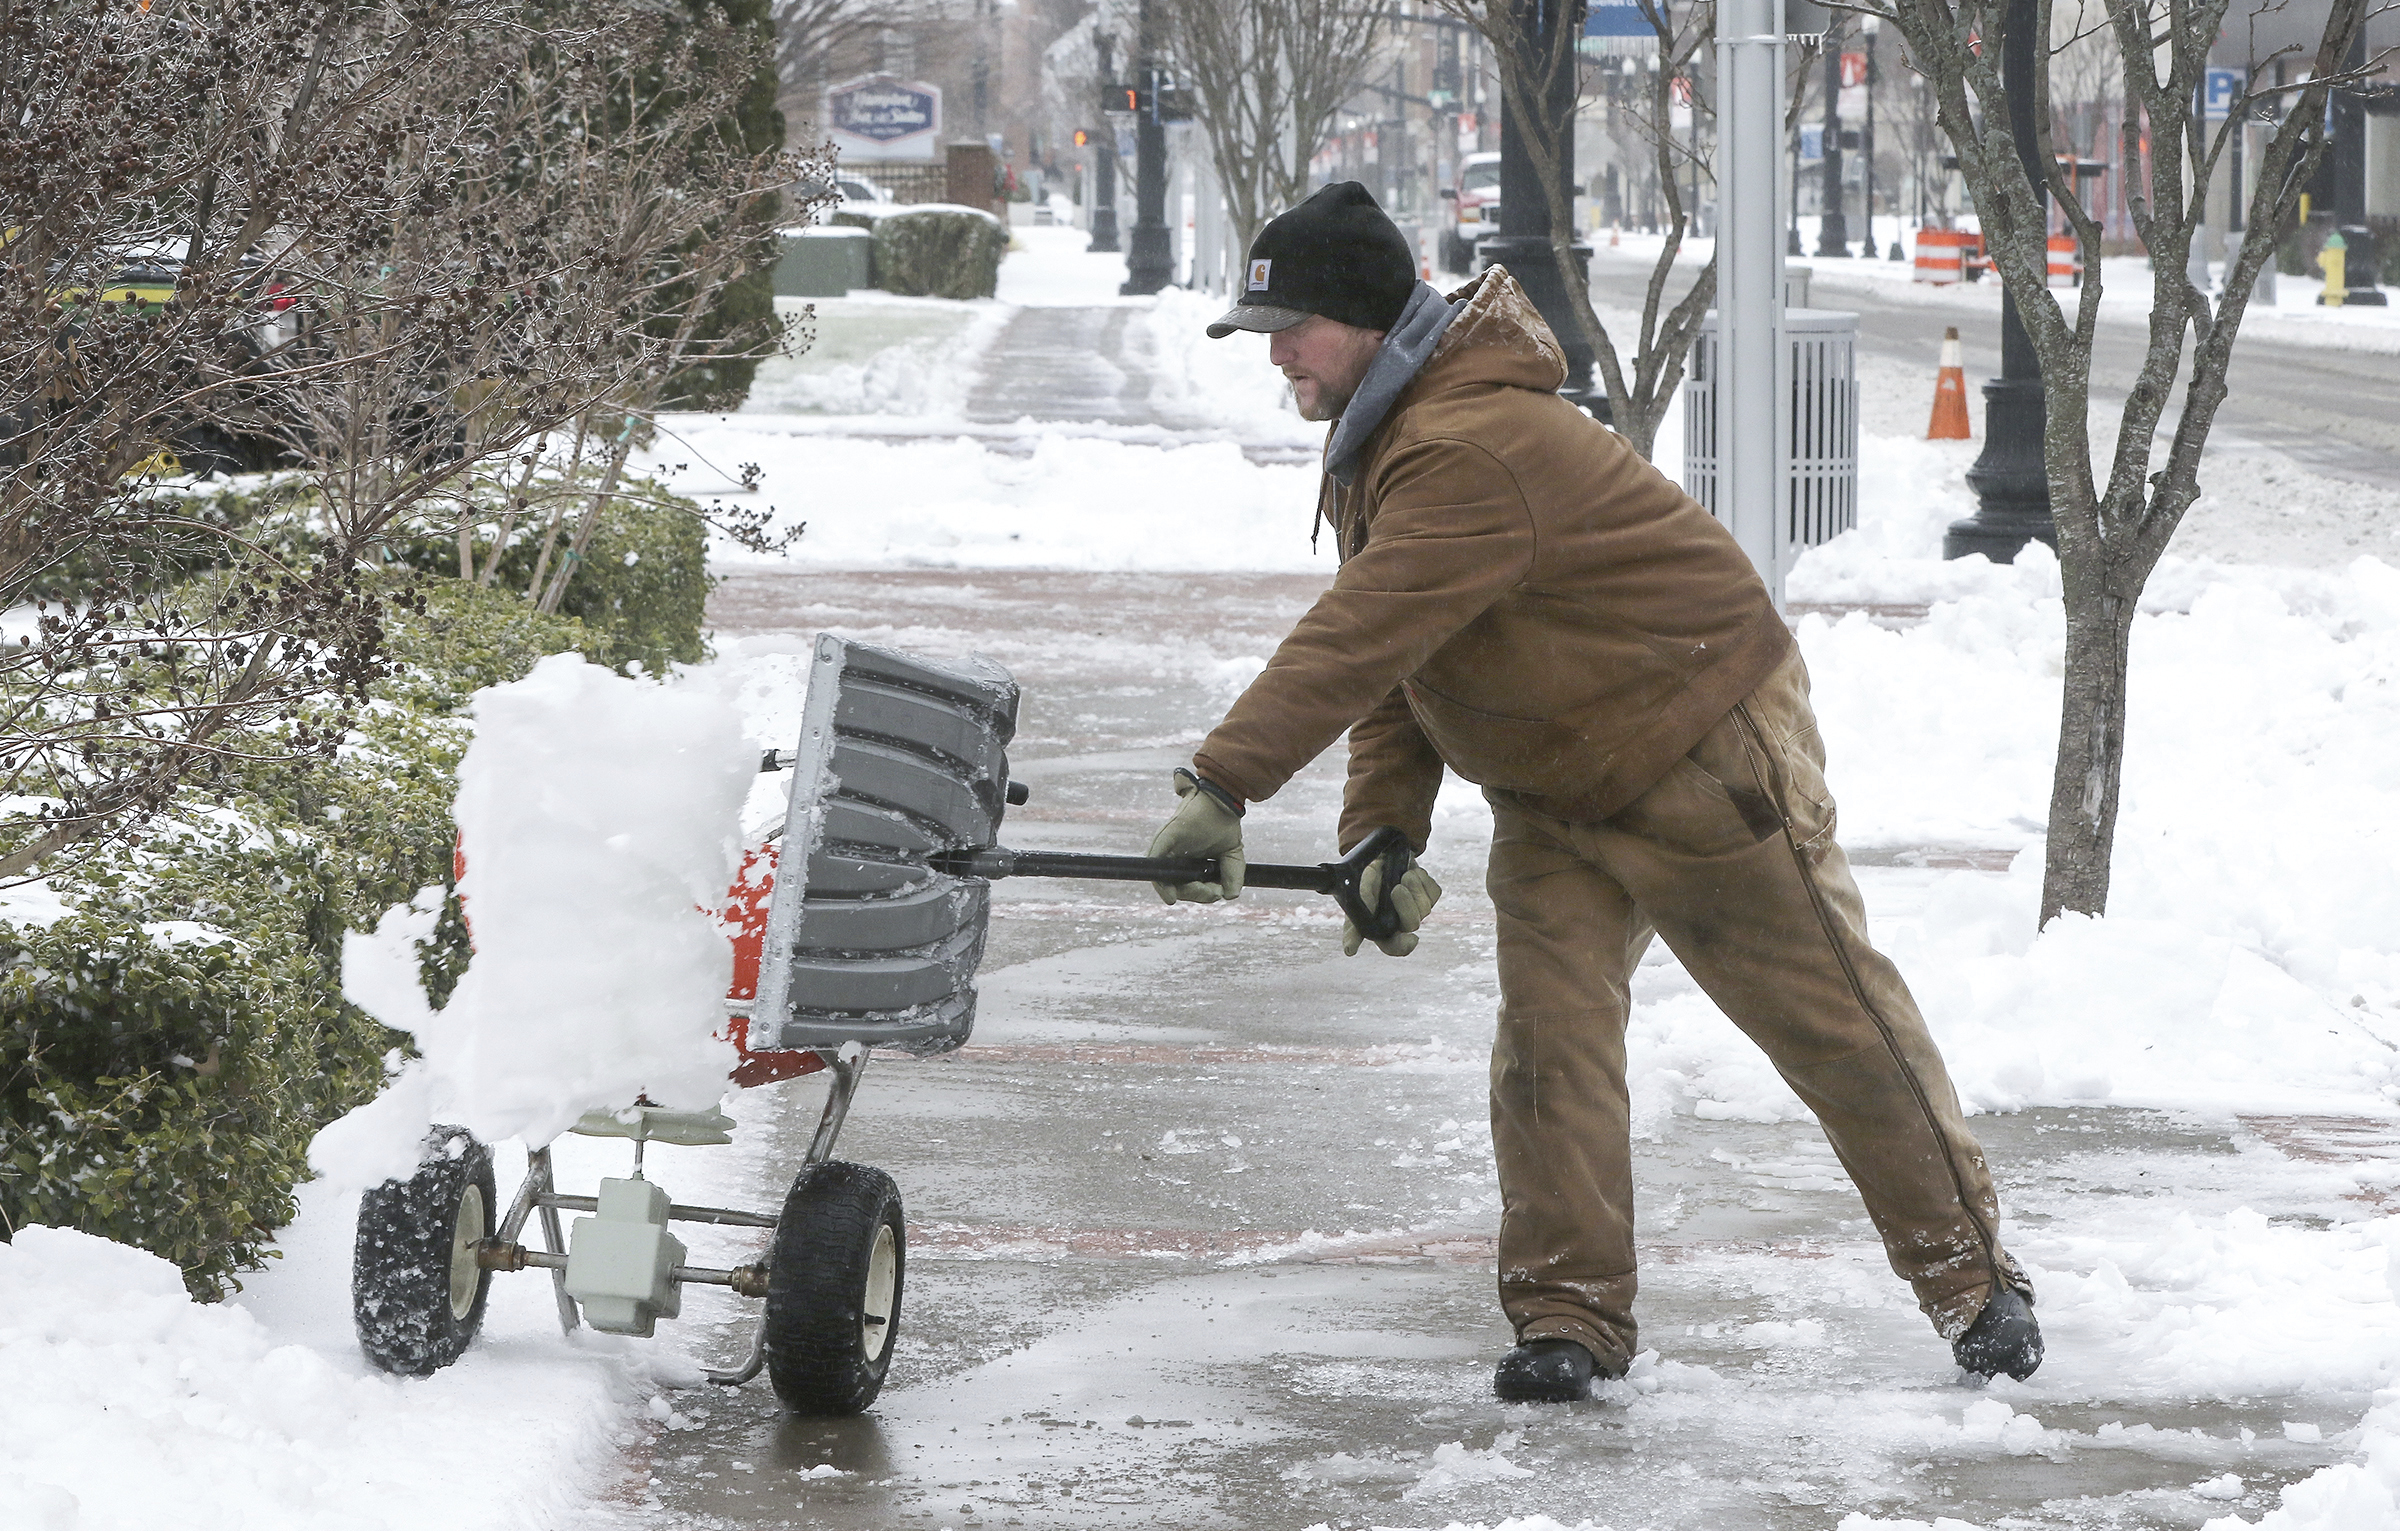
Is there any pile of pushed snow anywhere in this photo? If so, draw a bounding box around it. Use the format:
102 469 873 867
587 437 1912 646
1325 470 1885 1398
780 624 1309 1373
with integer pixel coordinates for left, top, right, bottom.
1403 1432 1538 1499
1138 286 1322 446
1623 552 2400 1125
2210 1389 2400 1530
314 653 756 1187
1826 559 2400 1115
0 1226 631 1531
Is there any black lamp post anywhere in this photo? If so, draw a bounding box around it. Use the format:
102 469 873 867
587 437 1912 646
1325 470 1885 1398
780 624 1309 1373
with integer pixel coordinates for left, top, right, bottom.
1944 0 2056 562
1481 0 1595 402
1119 0 1173 295
1864 16 1901 259
1088 32 1120 254
1815 18 1849 256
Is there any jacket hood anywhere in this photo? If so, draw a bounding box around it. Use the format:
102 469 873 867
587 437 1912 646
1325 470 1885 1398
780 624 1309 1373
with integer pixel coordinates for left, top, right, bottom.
1325 280 1461 487
1419 266 1570 396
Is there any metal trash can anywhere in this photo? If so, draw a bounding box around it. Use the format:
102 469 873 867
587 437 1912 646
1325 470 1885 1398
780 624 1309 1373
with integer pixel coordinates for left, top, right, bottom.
775 226 874 297
1682 307 1859 557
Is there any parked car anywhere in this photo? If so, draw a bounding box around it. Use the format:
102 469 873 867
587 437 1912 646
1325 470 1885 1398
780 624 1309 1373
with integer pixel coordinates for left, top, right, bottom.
836 173 893 206
793 172 895 218
1439 151 1502 274
26 249 300 478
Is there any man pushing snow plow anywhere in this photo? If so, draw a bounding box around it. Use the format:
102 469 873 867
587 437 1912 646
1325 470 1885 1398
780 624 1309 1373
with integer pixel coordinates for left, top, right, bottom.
1144 182 2043 1403
325 180 2035 1419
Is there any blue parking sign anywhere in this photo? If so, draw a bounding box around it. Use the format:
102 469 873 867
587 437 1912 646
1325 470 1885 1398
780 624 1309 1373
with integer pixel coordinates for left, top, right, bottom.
2202 67 2241 120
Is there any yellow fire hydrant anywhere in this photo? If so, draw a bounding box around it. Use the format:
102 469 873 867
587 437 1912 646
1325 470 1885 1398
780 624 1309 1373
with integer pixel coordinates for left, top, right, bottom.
2318 231 2348 307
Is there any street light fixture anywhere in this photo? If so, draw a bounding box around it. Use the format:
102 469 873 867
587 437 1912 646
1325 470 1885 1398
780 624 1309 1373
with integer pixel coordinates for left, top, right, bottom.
1944 0 2056 561
1119 0 1173 295
1088 32 1121 254
1482 0 1595 404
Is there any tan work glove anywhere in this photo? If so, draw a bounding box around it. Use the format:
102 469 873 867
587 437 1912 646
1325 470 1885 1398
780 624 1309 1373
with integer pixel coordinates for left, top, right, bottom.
1343 847 1442 956
1147 768 1245 904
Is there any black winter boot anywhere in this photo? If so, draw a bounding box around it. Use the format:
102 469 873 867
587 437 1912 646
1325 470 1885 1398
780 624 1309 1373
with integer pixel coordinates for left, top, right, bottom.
1493 1338 1599 1403
1952 1287 2043 1380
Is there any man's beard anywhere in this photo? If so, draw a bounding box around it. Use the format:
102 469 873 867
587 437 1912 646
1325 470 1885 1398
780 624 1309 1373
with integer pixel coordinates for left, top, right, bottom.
1290 378 1356 423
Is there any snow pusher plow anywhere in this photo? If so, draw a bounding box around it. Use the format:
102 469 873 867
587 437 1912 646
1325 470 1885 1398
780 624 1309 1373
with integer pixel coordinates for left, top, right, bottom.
352 634 1413 1413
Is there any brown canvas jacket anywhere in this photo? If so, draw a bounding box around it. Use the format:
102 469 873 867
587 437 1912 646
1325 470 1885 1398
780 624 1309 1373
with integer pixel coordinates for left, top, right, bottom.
1192 267 1791 851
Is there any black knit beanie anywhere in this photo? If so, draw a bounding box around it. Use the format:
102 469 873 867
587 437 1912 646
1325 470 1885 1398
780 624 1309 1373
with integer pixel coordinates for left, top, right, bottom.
1205 182 1416 338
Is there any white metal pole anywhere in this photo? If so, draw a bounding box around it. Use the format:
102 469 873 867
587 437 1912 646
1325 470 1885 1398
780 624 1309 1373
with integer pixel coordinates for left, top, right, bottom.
1715 0 1789 606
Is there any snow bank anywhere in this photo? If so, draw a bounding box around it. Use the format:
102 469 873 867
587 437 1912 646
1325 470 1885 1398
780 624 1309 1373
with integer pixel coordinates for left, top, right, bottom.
1138 286 1322 447
1818 557 2400 1115
666 423 1328 572
745 296 1009 419
2207 1390 2400 1530
313 653 755 1186
1613 551 2400 1124
0 1225 631 1531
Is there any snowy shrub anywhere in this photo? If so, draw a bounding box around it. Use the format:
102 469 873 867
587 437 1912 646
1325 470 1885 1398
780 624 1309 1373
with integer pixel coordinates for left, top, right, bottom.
0 870 382 1298
473 486 712 675
0 580 593 1296
189 473 710 677
869 208 1006 300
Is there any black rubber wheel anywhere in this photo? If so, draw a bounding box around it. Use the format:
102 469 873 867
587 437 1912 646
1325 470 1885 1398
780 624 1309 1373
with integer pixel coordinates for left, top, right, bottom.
1440 231 1469 275
764 1161 904 1415
352 1126 496 1377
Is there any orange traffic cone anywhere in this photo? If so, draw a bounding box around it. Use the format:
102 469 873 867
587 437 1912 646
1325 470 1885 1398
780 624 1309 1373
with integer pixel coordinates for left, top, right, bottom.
1609 224 1621 248
1927 326 1971 440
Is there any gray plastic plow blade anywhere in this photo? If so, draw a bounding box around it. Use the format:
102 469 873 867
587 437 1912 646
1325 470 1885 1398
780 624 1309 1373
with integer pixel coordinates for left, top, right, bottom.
751 634 1018 1054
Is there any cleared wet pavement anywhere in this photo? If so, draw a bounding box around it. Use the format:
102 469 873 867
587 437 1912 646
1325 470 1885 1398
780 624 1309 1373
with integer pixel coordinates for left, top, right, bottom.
551 568 2389 1531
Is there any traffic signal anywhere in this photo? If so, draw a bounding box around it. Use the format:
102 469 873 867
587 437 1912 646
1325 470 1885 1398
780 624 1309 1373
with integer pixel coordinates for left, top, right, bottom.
1073 129 1089 147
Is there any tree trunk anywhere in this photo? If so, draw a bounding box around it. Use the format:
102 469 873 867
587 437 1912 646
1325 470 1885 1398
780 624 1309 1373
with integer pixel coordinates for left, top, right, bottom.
2039 572 2137 923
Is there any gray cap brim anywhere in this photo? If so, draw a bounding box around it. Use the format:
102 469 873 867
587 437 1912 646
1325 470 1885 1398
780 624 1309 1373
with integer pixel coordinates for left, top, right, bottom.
1205 302 1312 339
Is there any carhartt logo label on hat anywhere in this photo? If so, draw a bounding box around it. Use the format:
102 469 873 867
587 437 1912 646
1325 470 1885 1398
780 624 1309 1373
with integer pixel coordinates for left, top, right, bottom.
1247 258 1272 291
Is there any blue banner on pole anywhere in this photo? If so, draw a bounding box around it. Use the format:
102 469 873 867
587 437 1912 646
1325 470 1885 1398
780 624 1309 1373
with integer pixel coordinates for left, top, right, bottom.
1585 5 1656 37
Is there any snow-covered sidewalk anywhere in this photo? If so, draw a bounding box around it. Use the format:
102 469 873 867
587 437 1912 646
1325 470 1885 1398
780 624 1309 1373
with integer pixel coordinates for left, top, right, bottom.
9 215 2400 1531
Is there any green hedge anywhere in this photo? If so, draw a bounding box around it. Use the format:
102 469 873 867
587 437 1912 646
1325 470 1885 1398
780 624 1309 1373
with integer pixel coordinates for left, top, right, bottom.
0 580 593 1296
869 209 1005 300
479 486 712 675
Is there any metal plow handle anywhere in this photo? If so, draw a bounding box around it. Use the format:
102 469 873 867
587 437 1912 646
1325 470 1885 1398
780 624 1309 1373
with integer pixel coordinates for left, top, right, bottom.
933 826 1416 942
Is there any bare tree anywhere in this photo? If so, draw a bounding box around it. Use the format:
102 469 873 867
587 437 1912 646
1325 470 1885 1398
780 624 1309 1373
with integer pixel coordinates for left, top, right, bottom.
1872 0 2392 921
1164 0 1393 289
263 0 816 616
0 0 803 881
1436 0 1717 460
0 0 509 881
773 0 927 131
